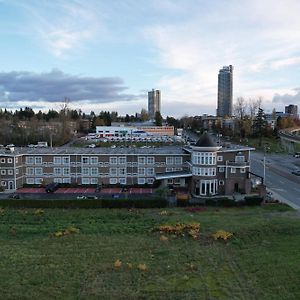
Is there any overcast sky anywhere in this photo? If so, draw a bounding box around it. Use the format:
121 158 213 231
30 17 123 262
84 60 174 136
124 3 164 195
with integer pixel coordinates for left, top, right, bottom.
0 0 300 116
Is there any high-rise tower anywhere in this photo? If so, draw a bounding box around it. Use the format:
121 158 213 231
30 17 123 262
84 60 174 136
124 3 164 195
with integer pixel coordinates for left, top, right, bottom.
217 65 233 117
148 89 161 119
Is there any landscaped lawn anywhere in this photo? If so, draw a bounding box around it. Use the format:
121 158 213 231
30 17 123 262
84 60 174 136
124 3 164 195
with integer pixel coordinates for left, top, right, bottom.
0 205 299 299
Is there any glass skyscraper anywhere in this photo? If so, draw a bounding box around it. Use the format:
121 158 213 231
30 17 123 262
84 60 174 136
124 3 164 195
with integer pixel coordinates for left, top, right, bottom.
217 65 233 117
148 89 161 119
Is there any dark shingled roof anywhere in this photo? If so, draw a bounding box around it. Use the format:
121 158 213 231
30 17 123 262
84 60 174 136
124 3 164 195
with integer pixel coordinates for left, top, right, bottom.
195 132 217 147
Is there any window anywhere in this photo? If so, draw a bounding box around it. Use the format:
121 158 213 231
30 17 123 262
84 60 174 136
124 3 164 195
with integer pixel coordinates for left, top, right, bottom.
119 157 126 164
240 168 246 173
110 157 118 164
0 158 5 163
1 181 6 186
166 168 173 172
63 178 71 183
147 178 154 184
7 158 12 163
1 170 6 175
35 178 43 184
167 179 173 184
192 167 216 176
109 178 118 184
8 170 13 175
138 178 145 185
62 157 69 164
26 157 34 164
82 178 90 185
219 180 224 185
90 178 98 184
231 167 236 173
26 168 34 175
90 157 98 164
16 157 18 163
82 157 89 164
90 168 98 175
26 178 34 184
147 157 154 164
63 168 70 175
54 168 62 175
35 168 43 175
219 167 224 172
174 178 181 184
54 157 61 164
35 157 42 164
110 168 117 176
138 157 145 164
166 157 173 165
235 155 245 162
16 169 19 175
119 168 126 176
217 156 223 162
119 178 126 185
82 168 89 175
54 178 62 183
138 168 145 175
147 168 154 176
174 157 182 164
192 152 216 165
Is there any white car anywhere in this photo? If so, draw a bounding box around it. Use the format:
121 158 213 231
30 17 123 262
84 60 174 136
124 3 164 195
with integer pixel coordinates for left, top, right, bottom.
88 144 96 148
76 195 87 200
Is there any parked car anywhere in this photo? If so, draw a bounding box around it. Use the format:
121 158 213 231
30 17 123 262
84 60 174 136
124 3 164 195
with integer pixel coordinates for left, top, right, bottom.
8 193 20 199
76 195 87 200
291 169 300 176
293 152 300 158
87 195 98 200
45 182 60 193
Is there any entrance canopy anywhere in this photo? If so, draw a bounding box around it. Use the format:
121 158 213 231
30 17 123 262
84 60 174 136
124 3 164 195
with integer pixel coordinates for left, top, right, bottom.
155 171 192 180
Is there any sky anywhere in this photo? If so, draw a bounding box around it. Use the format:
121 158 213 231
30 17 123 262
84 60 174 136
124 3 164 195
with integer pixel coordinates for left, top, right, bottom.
0 0 300 117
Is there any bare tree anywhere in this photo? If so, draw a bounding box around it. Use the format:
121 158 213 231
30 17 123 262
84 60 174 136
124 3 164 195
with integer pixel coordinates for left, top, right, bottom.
234 97 247 120
248 97 261 120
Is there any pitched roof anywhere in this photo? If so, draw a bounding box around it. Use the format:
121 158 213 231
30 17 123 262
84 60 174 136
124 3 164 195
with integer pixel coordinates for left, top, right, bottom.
195 132 217 147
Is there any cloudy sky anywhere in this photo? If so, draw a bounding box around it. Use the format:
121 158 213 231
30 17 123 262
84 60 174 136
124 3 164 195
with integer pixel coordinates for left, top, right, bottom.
0 0 300 116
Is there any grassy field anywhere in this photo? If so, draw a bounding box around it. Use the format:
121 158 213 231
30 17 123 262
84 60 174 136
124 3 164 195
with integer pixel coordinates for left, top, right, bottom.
0 205 299 299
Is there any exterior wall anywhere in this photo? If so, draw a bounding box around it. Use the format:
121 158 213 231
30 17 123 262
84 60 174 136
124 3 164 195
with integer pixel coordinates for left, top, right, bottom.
0 145 253 196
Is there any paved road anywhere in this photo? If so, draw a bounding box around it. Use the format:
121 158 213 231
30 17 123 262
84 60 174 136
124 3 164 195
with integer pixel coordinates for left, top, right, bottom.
251 151 300 209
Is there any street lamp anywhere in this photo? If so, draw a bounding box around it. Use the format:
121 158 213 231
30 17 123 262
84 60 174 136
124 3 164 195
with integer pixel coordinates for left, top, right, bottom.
263 146 266 185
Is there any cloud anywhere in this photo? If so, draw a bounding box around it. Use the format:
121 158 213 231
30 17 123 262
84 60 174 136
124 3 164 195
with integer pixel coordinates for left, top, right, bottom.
271 57 300 69
272 88 300 105
143 0 300 114
0 69 140 104
15 1 103 57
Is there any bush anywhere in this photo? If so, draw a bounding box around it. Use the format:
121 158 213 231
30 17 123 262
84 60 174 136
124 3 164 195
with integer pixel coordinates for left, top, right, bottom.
0 198 167 209
244 196 264 206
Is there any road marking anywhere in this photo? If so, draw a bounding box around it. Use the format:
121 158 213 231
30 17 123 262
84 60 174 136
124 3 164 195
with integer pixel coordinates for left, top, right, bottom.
279 180 284 184
272 188 285 192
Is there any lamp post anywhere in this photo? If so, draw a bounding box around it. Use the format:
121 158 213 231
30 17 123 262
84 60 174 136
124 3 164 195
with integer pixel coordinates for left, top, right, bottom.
263 146 266 185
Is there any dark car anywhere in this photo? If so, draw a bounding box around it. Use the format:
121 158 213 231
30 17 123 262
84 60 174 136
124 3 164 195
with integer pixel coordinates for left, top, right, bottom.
8 193 20 199
45 182 60 193
291 169 300 176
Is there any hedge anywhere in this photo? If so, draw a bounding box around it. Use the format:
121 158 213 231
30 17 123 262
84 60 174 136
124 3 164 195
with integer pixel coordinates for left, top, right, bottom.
0 198 167 209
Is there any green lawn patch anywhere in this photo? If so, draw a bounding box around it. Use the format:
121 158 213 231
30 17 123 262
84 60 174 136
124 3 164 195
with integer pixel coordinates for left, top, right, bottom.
0 205 299 299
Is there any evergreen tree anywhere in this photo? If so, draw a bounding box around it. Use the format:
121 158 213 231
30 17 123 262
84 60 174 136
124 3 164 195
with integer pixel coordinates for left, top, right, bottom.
252 107 267 146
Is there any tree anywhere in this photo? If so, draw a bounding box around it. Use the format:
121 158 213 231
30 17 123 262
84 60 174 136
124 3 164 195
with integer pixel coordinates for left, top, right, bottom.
252 107 268 146
234 97 247 120
155 111 163 126
140 109 149 121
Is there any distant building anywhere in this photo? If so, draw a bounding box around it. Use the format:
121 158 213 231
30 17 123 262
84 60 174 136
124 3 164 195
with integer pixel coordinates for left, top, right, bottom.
148 89 161 119
285 104 298 118
217 65 233 117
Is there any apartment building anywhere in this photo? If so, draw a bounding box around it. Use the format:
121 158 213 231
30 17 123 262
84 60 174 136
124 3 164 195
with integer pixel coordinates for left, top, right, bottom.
0 133 254 197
